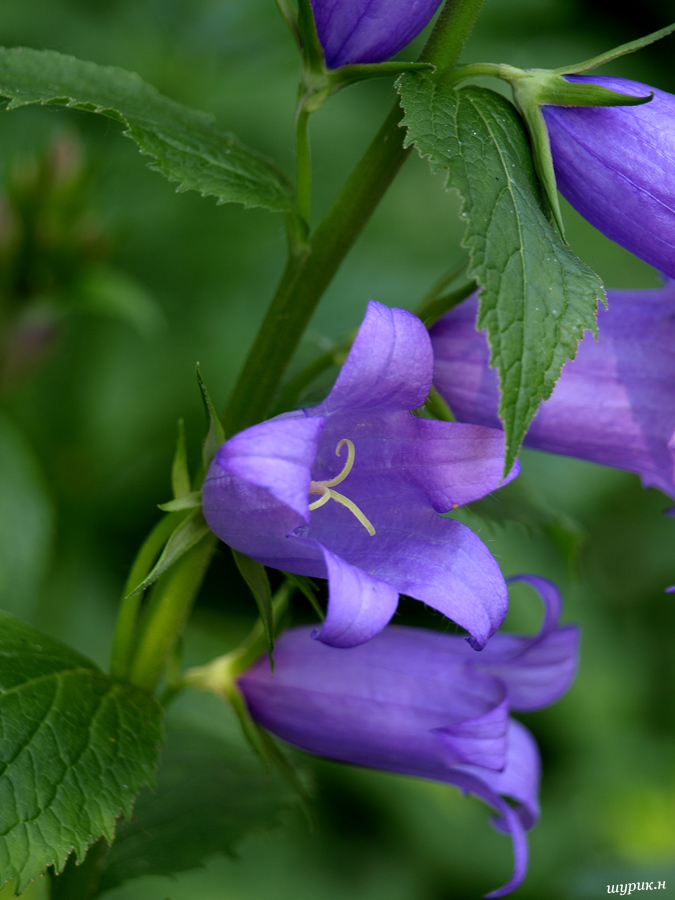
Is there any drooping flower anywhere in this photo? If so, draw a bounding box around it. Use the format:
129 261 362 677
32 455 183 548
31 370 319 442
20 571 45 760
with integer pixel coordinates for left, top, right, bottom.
309 0 444 69
203 301 519 649
239 574 579 898
430 285 675 499
543 75 675 277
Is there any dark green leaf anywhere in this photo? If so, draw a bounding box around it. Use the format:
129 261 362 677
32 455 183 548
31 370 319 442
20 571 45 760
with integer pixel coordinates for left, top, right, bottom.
95 725 297 894
127 509 210 596
232 549 274 659
398 75 604 472
0 613 163 893
283 571 325 621
0 47 294 212
197 364 226 471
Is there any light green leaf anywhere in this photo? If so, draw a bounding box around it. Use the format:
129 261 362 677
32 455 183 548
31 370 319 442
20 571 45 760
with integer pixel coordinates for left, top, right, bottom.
94 725 298 895
0 47 294 212
0 613 163 893
398 75 604 472
232 550 274 660
127 508 210 597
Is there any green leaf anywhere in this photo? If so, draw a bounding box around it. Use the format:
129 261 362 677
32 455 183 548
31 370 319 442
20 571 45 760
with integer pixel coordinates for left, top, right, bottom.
232 550 274 660
283 571 325 621
398 75 604 472
127 508 210 597
196 364 226 470
0 47 294 213
95 725 298 895
0 613 163 893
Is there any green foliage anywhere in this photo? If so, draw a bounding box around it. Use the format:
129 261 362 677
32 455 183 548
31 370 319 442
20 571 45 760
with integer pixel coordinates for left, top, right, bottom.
0 612 163 893
398 75 604 472
95 726 295 895
196 364 226 470
0 48 294 213
0 416 53 620
127 510 210 596
232 550 275 660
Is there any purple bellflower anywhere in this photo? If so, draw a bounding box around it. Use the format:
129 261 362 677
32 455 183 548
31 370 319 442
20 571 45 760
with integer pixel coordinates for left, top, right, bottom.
239 575 580 898
309 0 444 68
203 301 519 650
430 285 675 498
543 75 675 277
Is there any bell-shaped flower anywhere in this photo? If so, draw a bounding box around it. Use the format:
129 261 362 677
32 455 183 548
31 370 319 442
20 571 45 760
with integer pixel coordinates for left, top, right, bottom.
543 75 675 277
239 575 579 898
203 301 519 650
430 285 675 499
310 0 444 69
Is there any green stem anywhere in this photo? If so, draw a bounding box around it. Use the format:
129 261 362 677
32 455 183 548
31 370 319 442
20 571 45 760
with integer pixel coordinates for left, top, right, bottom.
126 534 215 692
109 512 180 680
415 279 477 326
295 102 312 224
420 0 489 78
223 0 488 436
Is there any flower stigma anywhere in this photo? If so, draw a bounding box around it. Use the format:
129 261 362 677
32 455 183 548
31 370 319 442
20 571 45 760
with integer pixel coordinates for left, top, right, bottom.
309 438 376 536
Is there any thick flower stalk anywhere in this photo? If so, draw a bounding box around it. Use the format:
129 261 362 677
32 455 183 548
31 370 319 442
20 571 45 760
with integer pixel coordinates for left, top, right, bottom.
203 301 518 649
543 75 675 277
238 575 579 898
430 285 675 498
310 0 444 68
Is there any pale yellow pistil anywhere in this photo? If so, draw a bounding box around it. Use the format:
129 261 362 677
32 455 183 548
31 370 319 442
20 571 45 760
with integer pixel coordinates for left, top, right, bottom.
309 438 376 536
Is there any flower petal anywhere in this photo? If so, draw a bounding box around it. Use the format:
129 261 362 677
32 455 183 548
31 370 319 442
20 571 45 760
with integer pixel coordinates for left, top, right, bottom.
401 417 520 511
433 696 509 770
309 490 508 649
431 287 675 499
213 414 325 520
312 301 432 415
313 546 399 647
311 0 443 68
452 720 540 897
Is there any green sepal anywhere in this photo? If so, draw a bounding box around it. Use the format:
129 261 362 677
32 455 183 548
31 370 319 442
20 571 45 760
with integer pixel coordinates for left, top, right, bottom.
552 21 675 75
297 0 325 75
171 418 191 499
282 571 325 621
126 508 210 597
232 549 275 664
275 0 300 47
157 491 202 512
196 364 225 471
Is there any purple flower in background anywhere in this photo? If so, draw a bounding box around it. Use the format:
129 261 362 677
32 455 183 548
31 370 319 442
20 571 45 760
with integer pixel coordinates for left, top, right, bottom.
430 285 675 498
310 0 443 68
544 75 675 277
203 301 519 650
239 575 579 898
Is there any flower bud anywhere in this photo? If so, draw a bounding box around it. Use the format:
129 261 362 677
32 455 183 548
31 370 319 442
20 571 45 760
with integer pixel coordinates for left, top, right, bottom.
543 75 675 276
310 0 444 68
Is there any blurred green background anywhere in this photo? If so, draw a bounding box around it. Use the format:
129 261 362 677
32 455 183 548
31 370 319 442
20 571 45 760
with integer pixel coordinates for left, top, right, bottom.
1 0 674 897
